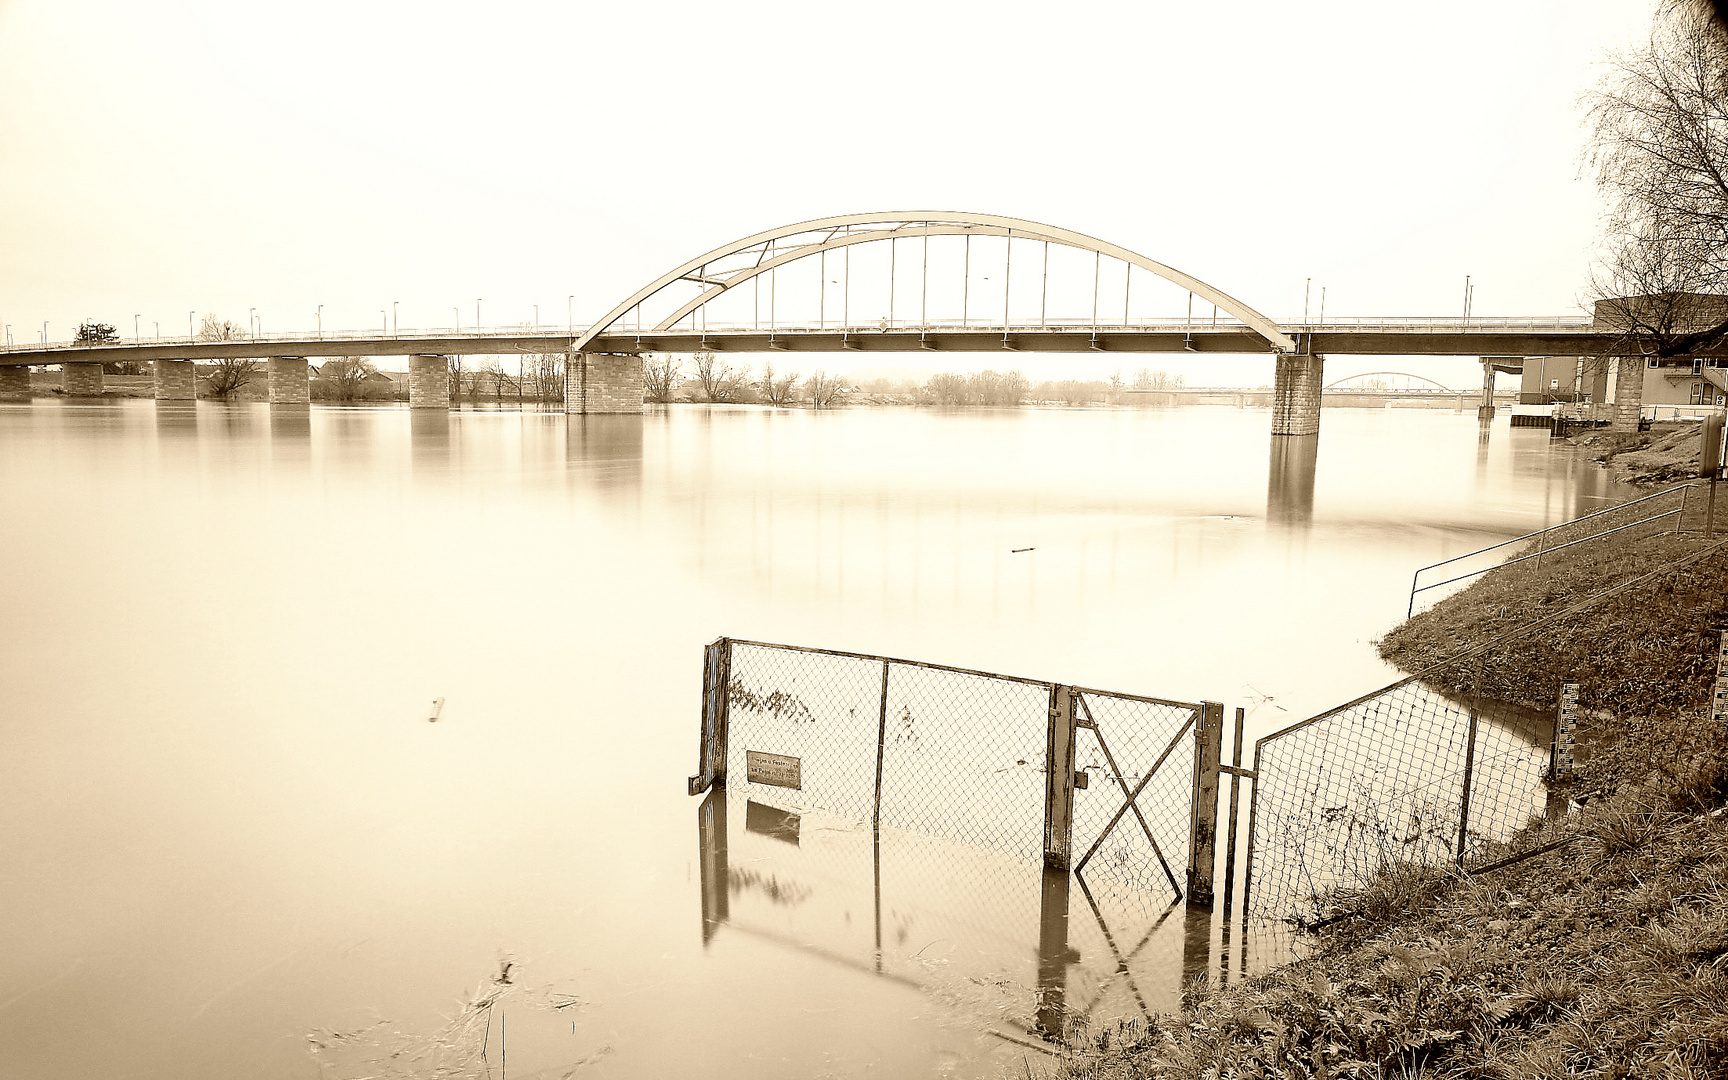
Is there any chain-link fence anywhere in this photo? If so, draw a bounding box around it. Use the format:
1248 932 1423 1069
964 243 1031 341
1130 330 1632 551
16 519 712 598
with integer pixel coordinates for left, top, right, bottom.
691 639 1208 899
1246 536 1728 926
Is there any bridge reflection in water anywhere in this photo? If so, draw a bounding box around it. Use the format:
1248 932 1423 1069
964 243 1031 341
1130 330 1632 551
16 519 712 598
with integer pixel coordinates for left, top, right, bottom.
695 786 1259 1047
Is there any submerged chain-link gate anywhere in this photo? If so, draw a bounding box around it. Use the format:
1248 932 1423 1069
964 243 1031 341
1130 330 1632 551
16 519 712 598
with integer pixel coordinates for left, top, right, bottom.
688 638 1225 906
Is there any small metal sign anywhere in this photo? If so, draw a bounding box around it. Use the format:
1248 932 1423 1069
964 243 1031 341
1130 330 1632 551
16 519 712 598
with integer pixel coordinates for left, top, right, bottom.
1554 682 1579 779
745 750 802 790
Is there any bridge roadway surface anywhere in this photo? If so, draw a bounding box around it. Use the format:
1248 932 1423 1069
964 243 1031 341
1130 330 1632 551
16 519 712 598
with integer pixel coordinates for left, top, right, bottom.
0 318 1687 366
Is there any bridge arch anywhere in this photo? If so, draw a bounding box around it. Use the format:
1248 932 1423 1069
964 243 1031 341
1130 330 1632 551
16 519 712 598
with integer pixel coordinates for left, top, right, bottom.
572 212 1295 353
1322 371 1455 391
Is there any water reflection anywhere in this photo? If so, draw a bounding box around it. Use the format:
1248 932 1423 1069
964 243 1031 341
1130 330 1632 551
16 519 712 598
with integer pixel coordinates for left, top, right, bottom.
269 402 311 440
566 414 643 490
1266 435 1319 528
696 785 1221 1045
153 401 198 437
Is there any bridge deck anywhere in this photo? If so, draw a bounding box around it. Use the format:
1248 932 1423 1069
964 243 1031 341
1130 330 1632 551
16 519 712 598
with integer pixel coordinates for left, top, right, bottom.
0 319 1674 365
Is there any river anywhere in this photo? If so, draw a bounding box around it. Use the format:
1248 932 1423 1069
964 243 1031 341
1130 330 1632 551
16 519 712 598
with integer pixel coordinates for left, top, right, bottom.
0 399 1629 1078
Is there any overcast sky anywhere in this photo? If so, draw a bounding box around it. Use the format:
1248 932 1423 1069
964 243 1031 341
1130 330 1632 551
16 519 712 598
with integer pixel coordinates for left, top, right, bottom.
0 0 1660 385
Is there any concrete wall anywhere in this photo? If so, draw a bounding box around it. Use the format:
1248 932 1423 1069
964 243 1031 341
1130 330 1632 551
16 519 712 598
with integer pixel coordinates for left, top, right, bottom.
408 354 450 409
1271 353 1323 436
565 352 644 415
268 357 310 405
63 361 104 397
0 367 29 401
154 359 196 400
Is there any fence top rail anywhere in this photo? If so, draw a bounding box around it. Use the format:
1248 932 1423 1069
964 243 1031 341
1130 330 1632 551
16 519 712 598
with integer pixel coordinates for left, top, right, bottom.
720 638 1206 710
1264 534 1728 753
722 637 1057 690
1070 685 1206 714
1411 480 1700 584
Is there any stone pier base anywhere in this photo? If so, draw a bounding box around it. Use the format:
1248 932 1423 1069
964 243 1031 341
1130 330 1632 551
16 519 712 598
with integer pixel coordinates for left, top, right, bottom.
0 367 29 401
564 352 644 415
409 354 450 409
1478 360 1496 420
1271 353 1323 436
154 359 196 400
1612 356 1646 432
268 357 310 405
63 361 104 397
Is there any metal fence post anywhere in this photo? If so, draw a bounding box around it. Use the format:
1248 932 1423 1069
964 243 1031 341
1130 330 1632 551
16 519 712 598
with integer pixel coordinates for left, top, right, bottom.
1549 682 1579 819
872 660 890 827
1186 702 1225 909
1221 707 1246 917
1043 685 1078 871
1456 707 1480 865
689 638 733 796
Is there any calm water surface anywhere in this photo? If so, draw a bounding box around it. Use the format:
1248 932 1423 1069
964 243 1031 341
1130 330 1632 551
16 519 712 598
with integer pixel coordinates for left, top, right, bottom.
0 400 1627 1078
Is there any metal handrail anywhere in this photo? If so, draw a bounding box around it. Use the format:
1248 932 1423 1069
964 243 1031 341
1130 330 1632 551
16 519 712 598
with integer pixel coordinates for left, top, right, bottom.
1405 481 1702 617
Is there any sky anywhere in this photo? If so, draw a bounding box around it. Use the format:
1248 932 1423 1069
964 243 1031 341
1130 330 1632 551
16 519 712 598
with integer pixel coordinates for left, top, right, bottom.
0 0 1662 386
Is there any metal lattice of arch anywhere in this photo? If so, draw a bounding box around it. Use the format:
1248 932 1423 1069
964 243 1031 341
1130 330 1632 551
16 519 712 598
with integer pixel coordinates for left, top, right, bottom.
571 212 1295 353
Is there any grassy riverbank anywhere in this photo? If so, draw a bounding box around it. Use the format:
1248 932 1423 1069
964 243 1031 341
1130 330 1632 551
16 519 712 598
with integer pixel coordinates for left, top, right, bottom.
1061 520 1728 1078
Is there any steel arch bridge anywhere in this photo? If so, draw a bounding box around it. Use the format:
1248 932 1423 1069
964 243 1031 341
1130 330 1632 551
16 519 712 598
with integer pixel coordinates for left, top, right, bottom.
571 211 1299 355
1322 371 1456 391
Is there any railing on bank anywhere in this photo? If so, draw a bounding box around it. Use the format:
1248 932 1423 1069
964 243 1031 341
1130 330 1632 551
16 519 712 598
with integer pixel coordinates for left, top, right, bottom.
1406 481 1702 617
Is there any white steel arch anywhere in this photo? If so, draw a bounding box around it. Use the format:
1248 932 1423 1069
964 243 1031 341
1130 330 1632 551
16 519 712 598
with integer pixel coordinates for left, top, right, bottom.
1322 371 1454 391
572 212 1295 353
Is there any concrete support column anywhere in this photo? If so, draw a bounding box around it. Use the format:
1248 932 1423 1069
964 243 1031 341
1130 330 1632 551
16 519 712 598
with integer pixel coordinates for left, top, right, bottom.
1478 360 1496 420
408 354 450 409
1611 355 1646 432
1270 352 1323 436
564 352 645 415
268 356 310 405
1585 357 1611 421
0 366 29 402
153 359 196 400
63 361 104 397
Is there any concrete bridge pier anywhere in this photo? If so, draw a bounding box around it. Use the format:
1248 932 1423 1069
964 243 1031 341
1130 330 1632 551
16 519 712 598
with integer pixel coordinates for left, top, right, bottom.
154 359 196 401
268 357 310 405
408 354 450 409
0 366 29 402
565 352 645 415
1612 356 1646 432
1478 361 1497 420
63 361 104 397
1271 352 1323 436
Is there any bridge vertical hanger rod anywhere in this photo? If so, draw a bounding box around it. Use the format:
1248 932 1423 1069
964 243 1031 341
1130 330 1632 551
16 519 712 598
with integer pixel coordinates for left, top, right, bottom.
770 239 776 329
819 249 826 329
921 228 929 326
1124 262 1131 327
1003 231 1012 330
962 233 970 327
754 273 759 330
843 225 850 330
1041 241 1049 326
889 237 896 326
1092 251 1101 327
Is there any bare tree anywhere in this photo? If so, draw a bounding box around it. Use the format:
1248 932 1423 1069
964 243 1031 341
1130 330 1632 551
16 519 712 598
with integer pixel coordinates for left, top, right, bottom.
1133 367 1187 390
757 359 801 405
693 351 748 402
805 369 845 409
644 354 682 403
320 356 378 402
197 314 258 398
1586 3 1728 354
524 351 564 403
926 372 970 405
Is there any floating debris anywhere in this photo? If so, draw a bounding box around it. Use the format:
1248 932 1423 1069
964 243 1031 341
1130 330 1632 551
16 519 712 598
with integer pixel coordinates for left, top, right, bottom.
428 697 445 722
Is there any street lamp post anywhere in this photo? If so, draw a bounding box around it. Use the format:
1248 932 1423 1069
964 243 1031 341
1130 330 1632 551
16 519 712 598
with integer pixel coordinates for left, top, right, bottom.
533 305 538 331
317 305 323 339
393 301 399 337
381 310 387 333
188 311 195 341
43 321 49 344
476 299 482 331
134 314 141 342
568 295 573 334
249 308 256 339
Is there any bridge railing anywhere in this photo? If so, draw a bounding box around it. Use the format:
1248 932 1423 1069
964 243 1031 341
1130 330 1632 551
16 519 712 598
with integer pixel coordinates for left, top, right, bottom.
2 315 1602 355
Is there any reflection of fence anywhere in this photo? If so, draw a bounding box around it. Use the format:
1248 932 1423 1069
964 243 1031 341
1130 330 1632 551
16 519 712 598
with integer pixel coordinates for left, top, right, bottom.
1406 481 1701 616
689 638 1215 903
1247 540 1728 926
